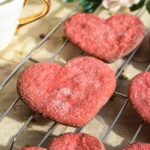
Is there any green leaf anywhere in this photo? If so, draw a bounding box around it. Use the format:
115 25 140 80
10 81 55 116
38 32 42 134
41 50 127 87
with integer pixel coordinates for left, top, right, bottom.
130 0 145 11
146 0 150 13
80 0 94 12
80 0 102 12
62 0 102 12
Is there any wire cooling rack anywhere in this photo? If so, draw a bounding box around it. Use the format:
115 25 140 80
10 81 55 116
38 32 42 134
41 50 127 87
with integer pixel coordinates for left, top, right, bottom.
0 3 149 150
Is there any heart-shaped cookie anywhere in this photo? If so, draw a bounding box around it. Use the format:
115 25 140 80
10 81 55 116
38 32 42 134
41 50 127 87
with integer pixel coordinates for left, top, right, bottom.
17 56 116 127
65 13 145 62
21 133 105 150
48 133 105 150
129 72 150 124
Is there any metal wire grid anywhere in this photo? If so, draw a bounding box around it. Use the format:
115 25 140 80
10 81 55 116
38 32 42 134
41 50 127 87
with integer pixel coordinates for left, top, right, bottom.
0 3 149 150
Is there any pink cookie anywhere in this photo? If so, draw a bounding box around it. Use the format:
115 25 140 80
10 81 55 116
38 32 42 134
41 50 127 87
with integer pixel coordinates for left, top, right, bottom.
48 133 105 150
65 13 145 62
122 142 150 150
129 72 150 123
17 56 116 127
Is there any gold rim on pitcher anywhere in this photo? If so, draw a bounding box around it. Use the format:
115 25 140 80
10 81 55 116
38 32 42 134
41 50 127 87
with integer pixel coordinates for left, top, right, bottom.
19 0 51 27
